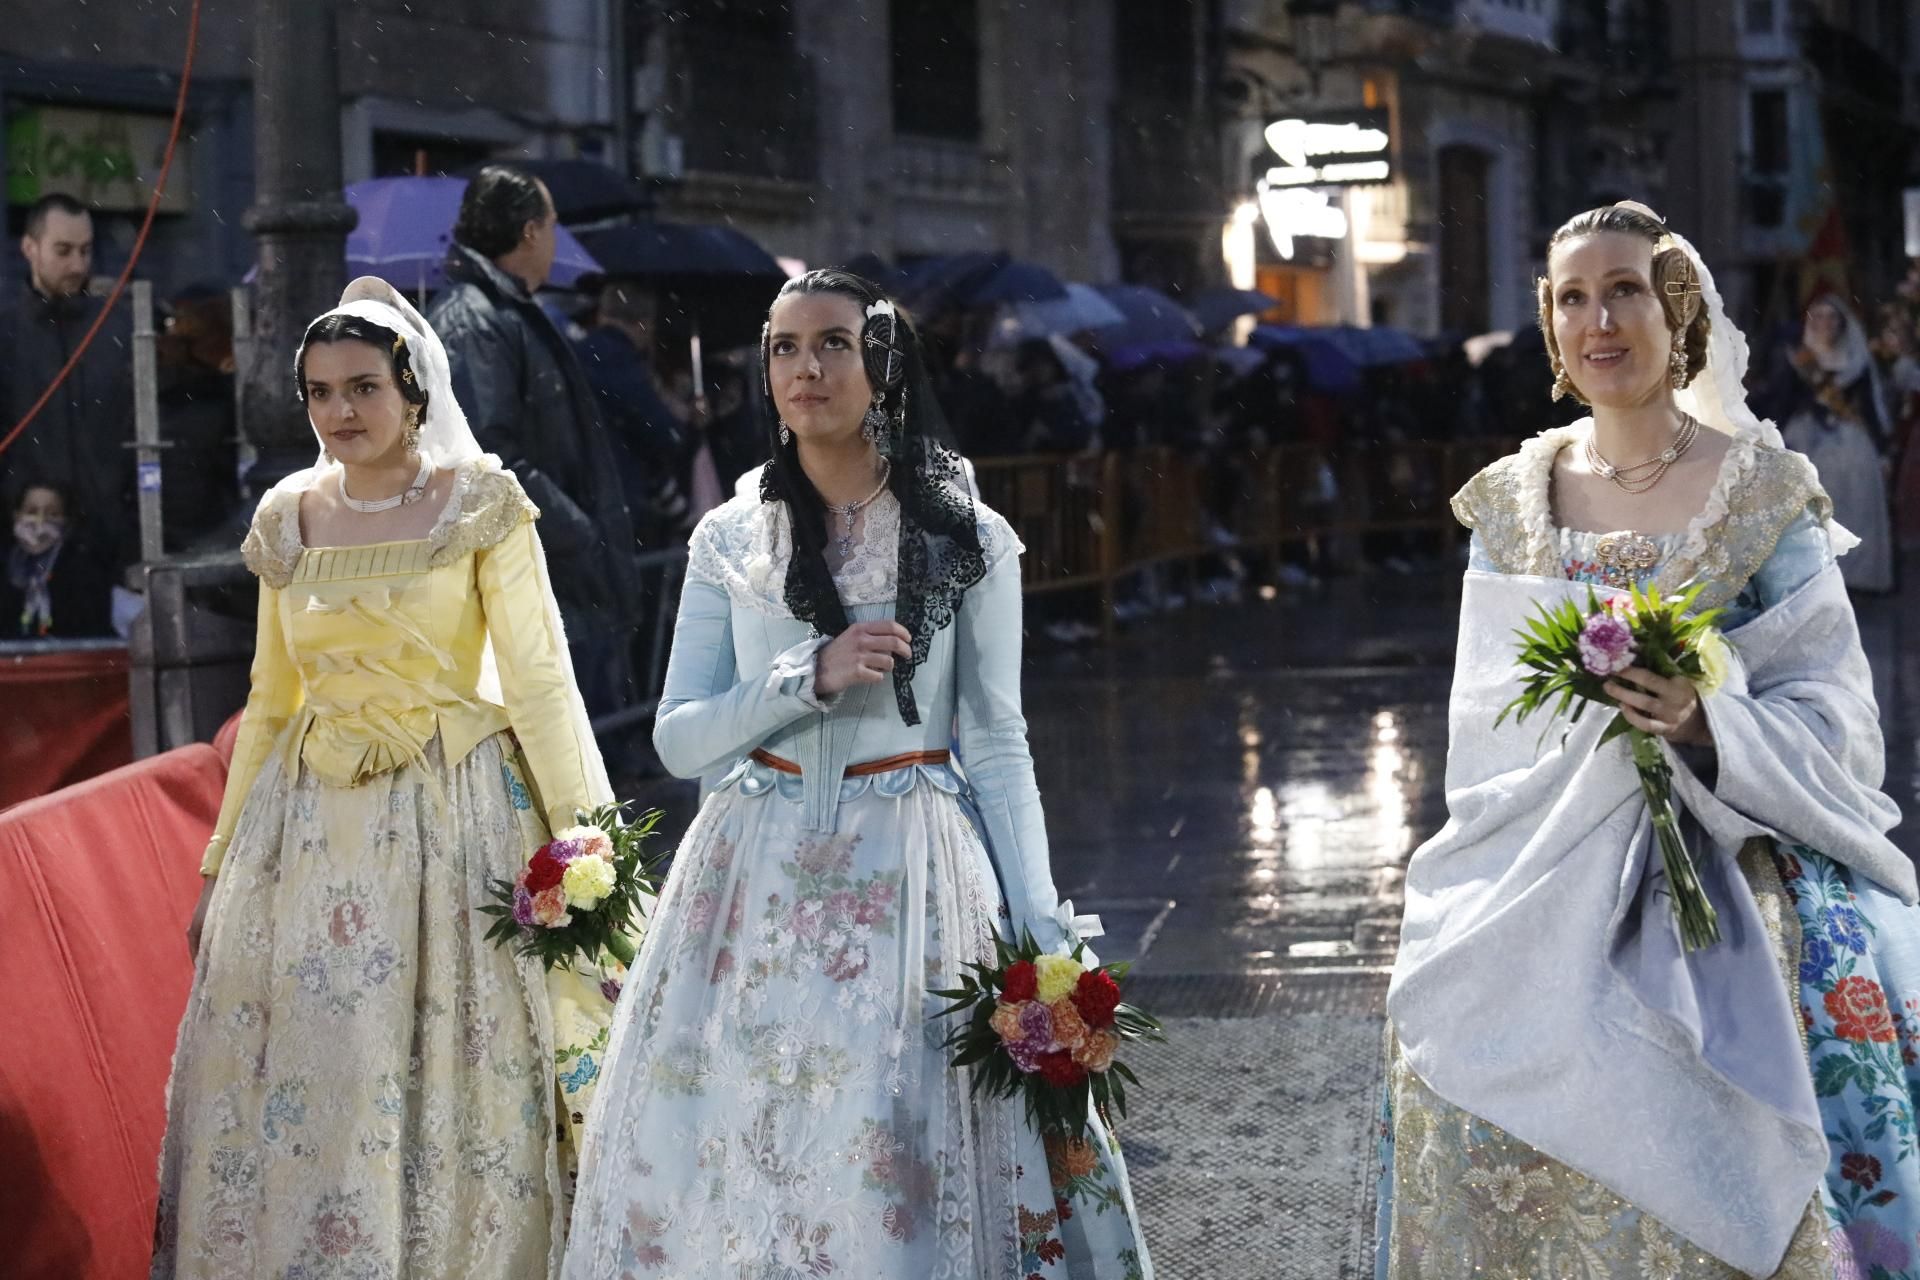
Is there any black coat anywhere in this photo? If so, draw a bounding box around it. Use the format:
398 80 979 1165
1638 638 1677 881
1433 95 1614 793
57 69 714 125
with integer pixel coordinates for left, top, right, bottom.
428 247 640 625
577 326 692 547
0 285 136 572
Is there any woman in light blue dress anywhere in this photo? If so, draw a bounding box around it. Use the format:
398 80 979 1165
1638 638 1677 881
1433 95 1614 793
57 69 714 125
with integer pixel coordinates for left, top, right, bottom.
563 270 1152 1279
1378 205 1918 1279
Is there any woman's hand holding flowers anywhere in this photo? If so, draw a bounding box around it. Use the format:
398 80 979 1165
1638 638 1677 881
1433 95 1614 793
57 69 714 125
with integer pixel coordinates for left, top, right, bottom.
1605 666 1714 746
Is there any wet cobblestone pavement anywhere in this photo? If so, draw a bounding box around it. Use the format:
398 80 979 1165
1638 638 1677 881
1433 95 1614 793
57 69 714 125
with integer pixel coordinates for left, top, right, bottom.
627 556 1920 1279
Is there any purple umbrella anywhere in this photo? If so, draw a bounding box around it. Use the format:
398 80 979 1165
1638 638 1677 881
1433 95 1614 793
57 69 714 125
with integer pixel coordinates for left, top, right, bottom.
241 177 603 293
345 177 601 291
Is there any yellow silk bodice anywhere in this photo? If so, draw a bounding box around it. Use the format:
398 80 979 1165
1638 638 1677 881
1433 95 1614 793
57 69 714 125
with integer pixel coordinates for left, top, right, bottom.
201 462 605 874
277 539 510 789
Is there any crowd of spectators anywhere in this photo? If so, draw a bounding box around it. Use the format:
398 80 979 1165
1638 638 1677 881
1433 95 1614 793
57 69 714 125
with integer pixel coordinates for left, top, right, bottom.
12 168 1917 661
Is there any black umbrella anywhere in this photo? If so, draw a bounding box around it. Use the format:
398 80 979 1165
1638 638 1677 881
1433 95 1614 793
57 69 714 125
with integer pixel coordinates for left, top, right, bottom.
578 223 787 281
470 158 650 226
578 222 791 382
839 251 894 284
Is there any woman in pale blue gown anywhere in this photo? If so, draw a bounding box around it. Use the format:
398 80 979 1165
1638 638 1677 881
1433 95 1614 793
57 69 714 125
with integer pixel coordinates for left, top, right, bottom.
563 270 1152 1279
1378 204 1919 1279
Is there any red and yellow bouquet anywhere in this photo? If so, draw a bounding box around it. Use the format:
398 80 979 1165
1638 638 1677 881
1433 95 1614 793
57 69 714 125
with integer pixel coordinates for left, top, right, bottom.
480 802 664 969
932 930 1163 1141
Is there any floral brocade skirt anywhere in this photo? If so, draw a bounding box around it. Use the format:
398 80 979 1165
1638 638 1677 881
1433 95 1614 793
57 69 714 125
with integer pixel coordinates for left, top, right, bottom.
152 732 613 1280
561 776 1153 1280
1377 842 1920 1280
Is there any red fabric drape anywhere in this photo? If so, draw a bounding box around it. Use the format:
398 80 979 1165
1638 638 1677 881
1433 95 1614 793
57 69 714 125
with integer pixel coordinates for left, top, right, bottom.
0 744 223 1280
0 649 134 809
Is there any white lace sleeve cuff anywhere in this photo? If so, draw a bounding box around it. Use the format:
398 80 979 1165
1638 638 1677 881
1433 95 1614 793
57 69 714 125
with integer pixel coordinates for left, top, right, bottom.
768 635 836 712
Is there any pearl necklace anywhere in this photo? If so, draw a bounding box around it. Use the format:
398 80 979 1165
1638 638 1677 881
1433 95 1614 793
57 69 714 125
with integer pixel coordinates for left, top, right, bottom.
340 455 432 513
1583 414 1700 495
829 461 891 562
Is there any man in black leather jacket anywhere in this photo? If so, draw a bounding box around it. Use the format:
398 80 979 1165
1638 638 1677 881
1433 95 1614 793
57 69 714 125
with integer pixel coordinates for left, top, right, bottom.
0 193 136 584
428 167 642 719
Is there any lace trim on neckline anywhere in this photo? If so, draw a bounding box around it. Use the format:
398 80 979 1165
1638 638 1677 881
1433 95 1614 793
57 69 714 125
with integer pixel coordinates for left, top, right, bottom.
1516 420 1755 586
243 459 529 587
687 492 1021 620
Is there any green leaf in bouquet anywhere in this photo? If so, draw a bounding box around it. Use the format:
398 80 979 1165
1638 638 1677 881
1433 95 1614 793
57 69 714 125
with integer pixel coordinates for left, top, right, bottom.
1597 712 1633 748
950 1043 995 1068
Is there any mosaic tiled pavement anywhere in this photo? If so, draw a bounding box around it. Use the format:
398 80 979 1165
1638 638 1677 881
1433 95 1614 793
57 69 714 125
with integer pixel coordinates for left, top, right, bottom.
628 560 1920 1278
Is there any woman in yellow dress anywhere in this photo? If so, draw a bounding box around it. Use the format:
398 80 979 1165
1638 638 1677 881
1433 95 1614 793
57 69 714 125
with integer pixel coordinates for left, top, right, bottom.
152 278 619 1279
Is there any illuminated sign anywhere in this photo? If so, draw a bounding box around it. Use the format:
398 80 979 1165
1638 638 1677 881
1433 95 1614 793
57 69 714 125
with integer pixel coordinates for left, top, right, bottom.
1257 187 1348 261
1258 108 1392 188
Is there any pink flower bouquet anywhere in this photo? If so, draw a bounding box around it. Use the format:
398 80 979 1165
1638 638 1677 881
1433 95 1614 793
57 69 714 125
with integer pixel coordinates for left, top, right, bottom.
1499 582 1730 950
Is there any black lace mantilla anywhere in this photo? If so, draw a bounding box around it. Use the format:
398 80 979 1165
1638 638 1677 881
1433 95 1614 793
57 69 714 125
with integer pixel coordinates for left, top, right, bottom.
760 436 985 725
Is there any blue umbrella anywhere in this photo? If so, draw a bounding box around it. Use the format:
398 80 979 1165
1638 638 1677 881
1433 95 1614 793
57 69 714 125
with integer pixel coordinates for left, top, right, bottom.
1249 324 1429 393
1092 284 1203 348
897 253 1068 312
1189 286 1282 333
1104 339 1210 373
987 283 1127 347
1248 325 1361 394
344 176 602 291
1325 324 1426 365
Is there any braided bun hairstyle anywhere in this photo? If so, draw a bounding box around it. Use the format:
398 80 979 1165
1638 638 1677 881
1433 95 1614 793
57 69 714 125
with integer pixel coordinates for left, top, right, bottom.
1536 203 1711 404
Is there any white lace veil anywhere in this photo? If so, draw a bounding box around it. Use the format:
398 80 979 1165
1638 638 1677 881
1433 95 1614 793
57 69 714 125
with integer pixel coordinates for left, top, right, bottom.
275 276 612 806
1594 204 1784 450
1610 203 1859 554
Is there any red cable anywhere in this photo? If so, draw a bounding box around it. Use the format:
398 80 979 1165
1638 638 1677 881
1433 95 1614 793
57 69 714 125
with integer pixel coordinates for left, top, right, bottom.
0 0 202 460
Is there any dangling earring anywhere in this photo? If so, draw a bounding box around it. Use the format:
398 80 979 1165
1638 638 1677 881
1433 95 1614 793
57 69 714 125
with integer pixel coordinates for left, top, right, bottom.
885 386 908 454
403 406 422 454
779 422 792 447
324 448 336 465
1549 353 1575 402
861 393 887 443
1668 337 1689 389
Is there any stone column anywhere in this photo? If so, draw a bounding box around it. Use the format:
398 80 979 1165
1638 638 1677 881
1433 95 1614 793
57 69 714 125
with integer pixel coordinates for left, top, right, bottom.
239 0 356 496
1664 0 1745 315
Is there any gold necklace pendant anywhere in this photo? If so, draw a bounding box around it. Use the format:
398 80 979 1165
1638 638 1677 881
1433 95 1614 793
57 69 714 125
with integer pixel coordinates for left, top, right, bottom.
1593 530 1661 587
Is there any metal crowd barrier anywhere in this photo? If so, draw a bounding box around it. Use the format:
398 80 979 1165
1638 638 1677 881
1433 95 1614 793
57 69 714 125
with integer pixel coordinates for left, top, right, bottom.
106 439 1516 762
964 439 1519 644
